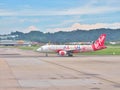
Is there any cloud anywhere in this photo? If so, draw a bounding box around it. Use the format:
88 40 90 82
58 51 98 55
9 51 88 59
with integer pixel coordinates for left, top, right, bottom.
19 18 40 23
0 25 40 34
0 6 119 16
71 23 120 30
46 23 120 32
24 25 39 33
0 0 120 16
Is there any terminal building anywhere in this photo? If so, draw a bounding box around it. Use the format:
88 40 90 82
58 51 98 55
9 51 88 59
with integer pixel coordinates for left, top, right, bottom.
0 35 31 46
0 40 31 46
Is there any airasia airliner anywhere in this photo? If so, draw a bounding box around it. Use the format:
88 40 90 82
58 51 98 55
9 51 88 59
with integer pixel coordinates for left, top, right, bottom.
37 34 107 56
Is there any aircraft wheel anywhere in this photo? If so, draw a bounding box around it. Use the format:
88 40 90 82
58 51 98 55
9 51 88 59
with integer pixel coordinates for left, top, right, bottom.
68 53 73 57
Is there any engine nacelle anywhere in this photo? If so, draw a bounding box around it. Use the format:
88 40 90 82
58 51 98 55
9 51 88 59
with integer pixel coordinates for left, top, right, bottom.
59 51 67 56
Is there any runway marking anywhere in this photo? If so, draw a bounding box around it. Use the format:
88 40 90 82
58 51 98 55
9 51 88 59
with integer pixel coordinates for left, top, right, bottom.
0 58 22 88
38 58 120 87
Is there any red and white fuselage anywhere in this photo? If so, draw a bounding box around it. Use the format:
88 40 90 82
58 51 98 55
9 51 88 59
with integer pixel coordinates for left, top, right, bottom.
37 34 107 56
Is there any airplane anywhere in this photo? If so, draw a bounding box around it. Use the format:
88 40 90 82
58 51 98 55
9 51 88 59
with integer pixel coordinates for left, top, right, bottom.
37 34 107 56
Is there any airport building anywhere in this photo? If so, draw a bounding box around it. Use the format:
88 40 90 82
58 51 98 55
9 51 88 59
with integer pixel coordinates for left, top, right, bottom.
0 40 31 46
0 35 31 46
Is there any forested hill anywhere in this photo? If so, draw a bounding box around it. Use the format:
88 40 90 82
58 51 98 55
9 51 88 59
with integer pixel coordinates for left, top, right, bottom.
10 28 120 43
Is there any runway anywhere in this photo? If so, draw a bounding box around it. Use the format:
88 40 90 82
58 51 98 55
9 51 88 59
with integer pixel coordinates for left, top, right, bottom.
0 48 120 90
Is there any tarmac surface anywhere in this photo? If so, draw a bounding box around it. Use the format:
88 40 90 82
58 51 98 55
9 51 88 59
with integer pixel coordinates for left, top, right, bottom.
0 47 120 90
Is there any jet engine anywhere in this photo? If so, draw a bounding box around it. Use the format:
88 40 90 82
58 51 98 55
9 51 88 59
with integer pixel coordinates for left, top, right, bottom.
59 51 67 56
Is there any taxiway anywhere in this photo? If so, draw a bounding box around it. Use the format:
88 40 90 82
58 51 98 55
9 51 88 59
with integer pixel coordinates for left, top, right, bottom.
0 47 120 90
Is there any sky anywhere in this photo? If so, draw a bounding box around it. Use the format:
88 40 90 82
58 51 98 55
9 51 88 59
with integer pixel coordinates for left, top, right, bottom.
0 0 120 34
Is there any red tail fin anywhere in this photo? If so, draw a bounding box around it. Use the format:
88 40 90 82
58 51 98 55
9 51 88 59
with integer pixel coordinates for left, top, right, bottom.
92 34 107 51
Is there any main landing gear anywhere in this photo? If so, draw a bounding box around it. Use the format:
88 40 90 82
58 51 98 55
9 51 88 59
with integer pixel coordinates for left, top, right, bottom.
67 52 73 57
45 52 48 57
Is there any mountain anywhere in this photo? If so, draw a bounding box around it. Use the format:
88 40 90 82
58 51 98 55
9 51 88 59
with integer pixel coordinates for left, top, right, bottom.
10 28 120 43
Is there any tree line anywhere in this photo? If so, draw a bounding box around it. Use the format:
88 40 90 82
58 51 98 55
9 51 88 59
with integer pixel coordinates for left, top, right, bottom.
10 28 120 43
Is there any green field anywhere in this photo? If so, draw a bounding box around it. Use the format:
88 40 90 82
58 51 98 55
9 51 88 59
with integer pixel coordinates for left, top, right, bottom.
18 45 120 55
80 46 120 55
18 45 40 51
